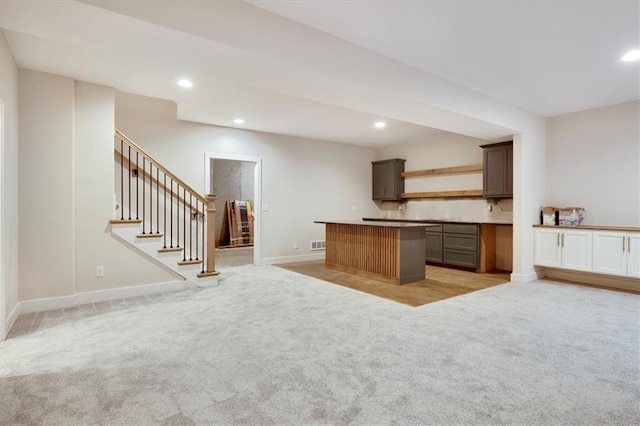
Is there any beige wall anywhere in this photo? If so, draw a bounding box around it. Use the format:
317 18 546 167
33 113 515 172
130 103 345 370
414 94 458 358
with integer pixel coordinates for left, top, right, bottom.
18 70 179 302
546 101 640 227
115 92 380 262
0 32 20 336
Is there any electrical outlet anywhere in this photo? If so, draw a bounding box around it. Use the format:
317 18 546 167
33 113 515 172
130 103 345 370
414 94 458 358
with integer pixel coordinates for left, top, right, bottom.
293 242 299 250
95 266 104 277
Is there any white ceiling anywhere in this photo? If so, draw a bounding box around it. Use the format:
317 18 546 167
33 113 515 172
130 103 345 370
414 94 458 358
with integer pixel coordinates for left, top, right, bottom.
1 0 638 147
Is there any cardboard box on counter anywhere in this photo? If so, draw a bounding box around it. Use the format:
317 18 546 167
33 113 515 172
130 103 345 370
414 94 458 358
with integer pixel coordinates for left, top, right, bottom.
540 206 586 226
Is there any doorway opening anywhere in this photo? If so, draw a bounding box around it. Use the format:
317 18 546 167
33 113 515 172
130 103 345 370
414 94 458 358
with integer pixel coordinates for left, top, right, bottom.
205 153 261 267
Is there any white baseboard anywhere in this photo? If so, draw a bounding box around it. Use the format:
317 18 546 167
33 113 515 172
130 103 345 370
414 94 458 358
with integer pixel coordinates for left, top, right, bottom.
75 280 186 305
261 253 325 265
510 271 540 283
20 294 77 314
4 303 21 340
18 280 186 315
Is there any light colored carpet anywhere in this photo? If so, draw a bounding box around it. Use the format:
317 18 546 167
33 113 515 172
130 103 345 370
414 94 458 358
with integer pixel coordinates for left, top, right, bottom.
1 265 638 425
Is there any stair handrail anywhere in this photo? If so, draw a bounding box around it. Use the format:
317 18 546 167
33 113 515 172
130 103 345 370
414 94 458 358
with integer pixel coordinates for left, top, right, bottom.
113 149 201 214
115 129 206 203
114 129 218 277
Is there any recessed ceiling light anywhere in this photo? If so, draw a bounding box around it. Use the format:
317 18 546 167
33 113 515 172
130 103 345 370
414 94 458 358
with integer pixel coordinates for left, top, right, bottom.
177 79 193 88
233 118 245 124
621 49 640 61
374 121 386 129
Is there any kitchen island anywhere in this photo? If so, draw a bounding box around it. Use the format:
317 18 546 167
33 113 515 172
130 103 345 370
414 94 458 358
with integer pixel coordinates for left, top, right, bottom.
362 218 513 273
315 220 433 284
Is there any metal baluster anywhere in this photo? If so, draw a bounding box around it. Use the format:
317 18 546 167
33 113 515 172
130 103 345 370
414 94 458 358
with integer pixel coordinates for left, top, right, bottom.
201 203 205 273
127 145 131 220
170 179 174 248
120 139 124 220
141 157 146 233
176 184 180 248
163 173 167 248
156 167 160 234
149 164 153 234
135 152 139 220
183 188 187 261
189 193 193 260
195 199 199 261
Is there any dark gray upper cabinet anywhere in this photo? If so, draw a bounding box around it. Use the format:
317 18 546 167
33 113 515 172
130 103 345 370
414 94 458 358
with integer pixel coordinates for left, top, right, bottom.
480 141 513 198
372 159 405 201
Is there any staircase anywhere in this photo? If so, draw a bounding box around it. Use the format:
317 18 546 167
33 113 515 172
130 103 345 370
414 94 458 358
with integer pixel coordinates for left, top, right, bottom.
110 130 219 287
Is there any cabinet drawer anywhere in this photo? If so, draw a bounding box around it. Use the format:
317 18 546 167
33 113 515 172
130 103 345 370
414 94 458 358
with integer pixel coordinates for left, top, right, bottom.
443 224 477 235
443 249 478 269
424 224 443 233
443 233 477 251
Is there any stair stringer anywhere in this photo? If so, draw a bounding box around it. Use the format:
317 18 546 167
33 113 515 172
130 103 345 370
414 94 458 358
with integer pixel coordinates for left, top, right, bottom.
110 221 219 288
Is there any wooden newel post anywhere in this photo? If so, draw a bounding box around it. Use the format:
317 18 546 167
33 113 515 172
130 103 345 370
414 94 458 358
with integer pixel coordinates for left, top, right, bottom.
202 194 219 277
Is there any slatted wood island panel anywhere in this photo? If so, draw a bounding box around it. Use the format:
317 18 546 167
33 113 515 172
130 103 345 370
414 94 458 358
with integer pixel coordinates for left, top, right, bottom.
316 221 432 284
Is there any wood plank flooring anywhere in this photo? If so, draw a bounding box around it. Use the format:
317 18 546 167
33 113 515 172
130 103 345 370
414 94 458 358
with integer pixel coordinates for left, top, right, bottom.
216 247 253 267
277 260 510 307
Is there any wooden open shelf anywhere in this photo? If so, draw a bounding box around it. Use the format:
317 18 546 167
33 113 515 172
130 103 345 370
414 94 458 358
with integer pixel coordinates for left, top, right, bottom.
402 190 483 199
400 163 484 199
401 164 482 178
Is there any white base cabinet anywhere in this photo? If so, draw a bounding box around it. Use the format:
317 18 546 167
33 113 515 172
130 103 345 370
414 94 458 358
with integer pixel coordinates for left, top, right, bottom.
629 234 640 278
535 227 639 278
534 228 592 272
593 231 640 278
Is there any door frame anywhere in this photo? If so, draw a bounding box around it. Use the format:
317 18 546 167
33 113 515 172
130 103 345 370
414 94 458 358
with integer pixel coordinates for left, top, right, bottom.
0 99 5 339
204 152 262 266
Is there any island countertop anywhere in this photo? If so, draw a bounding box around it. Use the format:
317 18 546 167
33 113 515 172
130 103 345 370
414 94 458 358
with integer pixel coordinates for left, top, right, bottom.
314 220 438 228
362 218 513 226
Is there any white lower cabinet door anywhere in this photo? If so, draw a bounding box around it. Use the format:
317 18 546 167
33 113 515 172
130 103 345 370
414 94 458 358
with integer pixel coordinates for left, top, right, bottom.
592 232 626 276
561 230 592 272
628 233 640 278
534 228 561 267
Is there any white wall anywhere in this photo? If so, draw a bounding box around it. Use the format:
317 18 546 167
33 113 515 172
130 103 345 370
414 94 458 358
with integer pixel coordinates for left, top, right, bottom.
19 69 75 300
546 101 640 226
513 128 546 282
0 32 20 337
377 133 513 224
18 70 180 303
115 92 380 263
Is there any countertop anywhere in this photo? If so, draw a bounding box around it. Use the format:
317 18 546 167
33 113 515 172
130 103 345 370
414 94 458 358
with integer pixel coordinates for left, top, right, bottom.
314 220 437 228
533 224 640 232
362 218 513 226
